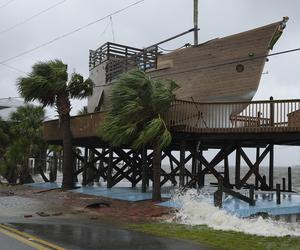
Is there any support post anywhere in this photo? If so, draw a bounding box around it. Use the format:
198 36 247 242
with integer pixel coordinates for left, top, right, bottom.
214 178 223 208
224 156 230 187
82 147 88 186
262 175 267 190
269 144 274 190
141 147 147 193
249 185 255 205
197 149 205 188
179 141 186 187
276 184 281 205
288 167 292 192
235 146 241 189
255 147 260 190
107 147 113 189
282 178 286 191
132 151 138 188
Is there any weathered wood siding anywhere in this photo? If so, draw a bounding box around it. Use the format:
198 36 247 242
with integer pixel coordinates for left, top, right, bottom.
150 21 282 103
43 112 104 141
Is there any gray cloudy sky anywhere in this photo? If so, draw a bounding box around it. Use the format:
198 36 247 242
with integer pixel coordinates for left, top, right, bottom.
0 0 299 166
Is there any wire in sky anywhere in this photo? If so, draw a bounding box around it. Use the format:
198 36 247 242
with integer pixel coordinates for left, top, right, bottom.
0 0 15 9
0 0 146 64
0 0 67 36
0 62 25 73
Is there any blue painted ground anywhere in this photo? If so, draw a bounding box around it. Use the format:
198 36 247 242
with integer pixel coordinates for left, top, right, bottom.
158 192 300 217
25 182 171 202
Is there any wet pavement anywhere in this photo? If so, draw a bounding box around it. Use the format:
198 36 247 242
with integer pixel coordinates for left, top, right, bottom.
0 195 210 250
9 221 209 250
0 231 34 250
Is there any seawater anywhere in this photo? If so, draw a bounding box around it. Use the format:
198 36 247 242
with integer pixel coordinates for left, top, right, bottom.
172 189 300 237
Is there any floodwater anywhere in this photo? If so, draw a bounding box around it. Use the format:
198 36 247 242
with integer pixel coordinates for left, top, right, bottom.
172 189 300 237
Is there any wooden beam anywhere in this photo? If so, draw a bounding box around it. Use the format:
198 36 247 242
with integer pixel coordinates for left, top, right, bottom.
239 146 270 188
107 147 113 188
142 147 148 192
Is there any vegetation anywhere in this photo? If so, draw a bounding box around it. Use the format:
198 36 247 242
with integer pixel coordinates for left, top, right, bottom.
0 105 45 184
17 59 94 189
100 69 178 200
129 223 300 250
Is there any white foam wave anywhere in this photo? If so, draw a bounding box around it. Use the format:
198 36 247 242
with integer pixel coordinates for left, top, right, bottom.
172 189 300 237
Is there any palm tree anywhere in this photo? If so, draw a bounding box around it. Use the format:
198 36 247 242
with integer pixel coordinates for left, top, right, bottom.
100 69 178 201
17 60 93 189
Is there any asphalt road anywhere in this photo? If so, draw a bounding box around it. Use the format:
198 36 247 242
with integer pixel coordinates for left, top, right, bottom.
8 220 209 250
0 230 35 250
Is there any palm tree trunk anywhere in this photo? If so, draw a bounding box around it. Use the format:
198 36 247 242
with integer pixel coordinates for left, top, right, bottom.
152 143 161 201
57 94 74 189
61 113 74 189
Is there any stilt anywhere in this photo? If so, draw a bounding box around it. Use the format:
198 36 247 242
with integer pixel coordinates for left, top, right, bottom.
288 167 292 192
179 141 186 187
282 178 286 191
132 151 138 188
141 147 147 193
255 147 260 190
82 147 88 186
107 147 113 188
276 184 281 204
223 156 230 187
235 146 241 189
269 144 274 190
197 148 205 187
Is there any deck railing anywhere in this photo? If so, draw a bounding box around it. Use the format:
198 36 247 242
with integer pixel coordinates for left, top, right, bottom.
89 42 158 82
164 99 300 133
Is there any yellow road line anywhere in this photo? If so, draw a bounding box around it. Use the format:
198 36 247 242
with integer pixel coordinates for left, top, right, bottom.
0 224 65 250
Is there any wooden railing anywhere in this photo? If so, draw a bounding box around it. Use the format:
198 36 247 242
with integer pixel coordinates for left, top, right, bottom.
164 99 300 133
89 42 158 82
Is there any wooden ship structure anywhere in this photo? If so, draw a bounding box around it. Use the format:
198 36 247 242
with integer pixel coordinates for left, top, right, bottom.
44 17 300 199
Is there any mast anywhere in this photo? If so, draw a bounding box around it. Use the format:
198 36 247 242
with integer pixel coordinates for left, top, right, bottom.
193 0 199 45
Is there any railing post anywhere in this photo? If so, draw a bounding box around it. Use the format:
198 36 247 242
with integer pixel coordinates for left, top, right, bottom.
270 96 274 126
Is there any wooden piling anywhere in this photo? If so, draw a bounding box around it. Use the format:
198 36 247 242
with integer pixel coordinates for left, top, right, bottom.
288 167 292 192
82 147 88 186
249 184 255 203
141 147 147 193
269 144 274 190
276 184 281 205
235 147 241 189
214 178 223 208
179 141 186 187
107 147 113 188
255 147 260 190
282 178 286 191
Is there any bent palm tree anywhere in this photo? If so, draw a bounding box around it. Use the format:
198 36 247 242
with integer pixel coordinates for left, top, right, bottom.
17 60 93 189
100 69 178 201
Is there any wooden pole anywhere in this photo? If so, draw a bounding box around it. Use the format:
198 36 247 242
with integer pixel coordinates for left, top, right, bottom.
197 149 205 187
107 147 113 188
255 147 260 190
193 0 199 45
288 167 292 192
235 146 241 189
224 156 230 187
249 184 255 205
276 184 281 204
179 141 186 187
269 144 274 190
282 178 286 191
141 147 147 193
82 147 88 186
